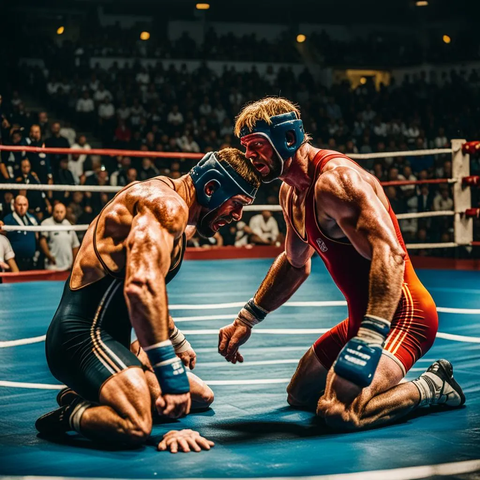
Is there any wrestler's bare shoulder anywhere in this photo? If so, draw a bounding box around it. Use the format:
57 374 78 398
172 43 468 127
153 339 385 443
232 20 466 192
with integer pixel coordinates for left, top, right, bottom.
108 178 189 236
317 159 379 198
70 178 189 290
315 159 388 216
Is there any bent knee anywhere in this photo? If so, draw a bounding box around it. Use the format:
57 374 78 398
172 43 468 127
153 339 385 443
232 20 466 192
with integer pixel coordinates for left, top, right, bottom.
192 386 215 409
286 378 315 409
317 401 361 431
286 378 301 406
201 386 215 407
123 413 153 445
286 389 304 408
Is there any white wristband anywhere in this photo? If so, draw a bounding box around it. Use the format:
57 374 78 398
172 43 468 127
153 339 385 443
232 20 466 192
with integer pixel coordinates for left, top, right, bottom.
170 326 191 353
236 298 269 328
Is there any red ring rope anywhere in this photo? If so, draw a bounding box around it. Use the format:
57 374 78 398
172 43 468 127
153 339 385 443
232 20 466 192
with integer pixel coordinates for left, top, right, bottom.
0 145 204 159
380 179 453 187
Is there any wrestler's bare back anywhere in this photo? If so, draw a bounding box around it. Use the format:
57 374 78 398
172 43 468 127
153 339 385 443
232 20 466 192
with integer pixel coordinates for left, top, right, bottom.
70 178 190 290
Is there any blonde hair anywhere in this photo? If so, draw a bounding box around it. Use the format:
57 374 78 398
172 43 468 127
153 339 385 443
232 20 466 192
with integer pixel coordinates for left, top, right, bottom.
217 147 261 189
234 97 301 137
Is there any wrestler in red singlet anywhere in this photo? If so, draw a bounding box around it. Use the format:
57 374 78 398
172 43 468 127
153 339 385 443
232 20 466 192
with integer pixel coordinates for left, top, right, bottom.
220 98 465 430
288 150 438 375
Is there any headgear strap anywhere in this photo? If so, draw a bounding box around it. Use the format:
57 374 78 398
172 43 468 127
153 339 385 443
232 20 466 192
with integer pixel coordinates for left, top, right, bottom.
190 151 258 210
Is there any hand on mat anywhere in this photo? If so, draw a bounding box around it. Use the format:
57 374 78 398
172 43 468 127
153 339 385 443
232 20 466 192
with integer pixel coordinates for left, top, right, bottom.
158 429 214 453
156 392 191 419
218 320 251 363
176 346 197 370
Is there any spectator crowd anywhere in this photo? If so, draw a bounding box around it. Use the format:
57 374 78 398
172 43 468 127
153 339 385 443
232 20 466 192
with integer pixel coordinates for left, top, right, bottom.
1 27 480 270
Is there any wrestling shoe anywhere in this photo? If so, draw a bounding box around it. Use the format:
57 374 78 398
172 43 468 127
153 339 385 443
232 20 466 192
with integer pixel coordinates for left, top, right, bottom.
413 359 466 408
56 387 80 407
36 397 87 435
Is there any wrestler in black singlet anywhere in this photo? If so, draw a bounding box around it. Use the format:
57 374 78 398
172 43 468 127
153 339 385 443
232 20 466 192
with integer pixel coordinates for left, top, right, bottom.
46 179 186 402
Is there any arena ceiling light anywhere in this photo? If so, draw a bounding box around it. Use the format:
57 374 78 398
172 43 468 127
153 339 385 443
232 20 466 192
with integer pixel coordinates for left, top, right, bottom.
140 31 150 41
296 34 306 43
415 1 429 6
196 3 210 9
56 26 65 35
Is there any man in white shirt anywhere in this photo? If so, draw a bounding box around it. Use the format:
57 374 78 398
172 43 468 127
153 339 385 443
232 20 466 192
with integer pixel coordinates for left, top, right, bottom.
76 91 95 130
167 105 184 127
135 67 150 88
0 234 19 272
433 187 453 212
76 91 95 113
433 127 449 148
69 135 91 183
398 165 418 195
98 97 115 121
93 84 112 104
40 203 80 271
116 101 131 121
249 210 279 245
361 104 376 124
59 122 77 147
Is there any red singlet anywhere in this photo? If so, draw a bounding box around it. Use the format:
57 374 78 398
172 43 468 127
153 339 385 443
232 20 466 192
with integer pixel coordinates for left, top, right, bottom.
288 150 438 374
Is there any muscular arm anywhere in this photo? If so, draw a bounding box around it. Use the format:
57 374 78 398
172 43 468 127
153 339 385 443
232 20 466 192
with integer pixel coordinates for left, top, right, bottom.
218 186 314 362
124 199 187 348
251 185 314 312
319 169 405 321
254 240 312 312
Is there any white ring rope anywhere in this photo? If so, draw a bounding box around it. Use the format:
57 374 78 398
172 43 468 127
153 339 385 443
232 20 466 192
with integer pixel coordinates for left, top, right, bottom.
0 143 468 249
0 146 457 195
397 210 455 220
0 183 119 193
0 209 457 233
0 224 462 249
1 224 90 232
405 242 458 250
348 148 453 159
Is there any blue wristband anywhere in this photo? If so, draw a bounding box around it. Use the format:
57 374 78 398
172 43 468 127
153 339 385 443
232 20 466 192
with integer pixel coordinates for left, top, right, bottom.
334 338 383 388
333 315 390 388
144 340 190 394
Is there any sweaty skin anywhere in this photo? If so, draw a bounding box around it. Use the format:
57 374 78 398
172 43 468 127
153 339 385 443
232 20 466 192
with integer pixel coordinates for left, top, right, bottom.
67 174 249 448
71 178 189 346
71 179 186 290
232 138 405 323
219 138 431 431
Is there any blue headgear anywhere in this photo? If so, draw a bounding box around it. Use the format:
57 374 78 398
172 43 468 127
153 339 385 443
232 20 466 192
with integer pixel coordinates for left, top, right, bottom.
239 112 305 164
190 151 258 210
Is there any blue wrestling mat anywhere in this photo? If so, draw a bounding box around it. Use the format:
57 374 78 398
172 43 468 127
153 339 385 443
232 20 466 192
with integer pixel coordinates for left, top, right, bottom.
1 257 479 479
